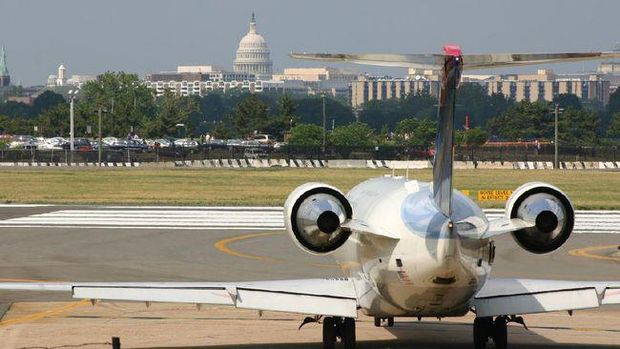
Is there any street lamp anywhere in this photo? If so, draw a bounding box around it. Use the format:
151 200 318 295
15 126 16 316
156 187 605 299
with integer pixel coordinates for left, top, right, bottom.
321 92 326 150
553 103 564 169
68 89 79 163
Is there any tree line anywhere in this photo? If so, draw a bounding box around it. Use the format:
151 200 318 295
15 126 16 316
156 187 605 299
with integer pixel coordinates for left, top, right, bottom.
1 71 619 148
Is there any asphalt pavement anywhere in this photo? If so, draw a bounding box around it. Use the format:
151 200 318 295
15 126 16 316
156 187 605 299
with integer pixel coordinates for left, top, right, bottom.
0 205 618 348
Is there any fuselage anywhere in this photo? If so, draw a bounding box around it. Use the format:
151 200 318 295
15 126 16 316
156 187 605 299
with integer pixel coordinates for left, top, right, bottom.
334 176 494 318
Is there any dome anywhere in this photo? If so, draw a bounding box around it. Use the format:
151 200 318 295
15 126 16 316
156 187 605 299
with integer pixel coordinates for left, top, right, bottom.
233 12 273 80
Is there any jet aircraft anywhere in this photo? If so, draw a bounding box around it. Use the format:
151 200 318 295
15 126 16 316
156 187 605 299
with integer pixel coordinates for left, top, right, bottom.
1 45 620 349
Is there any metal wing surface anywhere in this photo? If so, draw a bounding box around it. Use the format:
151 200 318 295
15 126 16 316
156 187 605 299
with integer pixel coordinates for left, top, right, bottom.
474 278 620 317
290 51 620 70
0 279 359 318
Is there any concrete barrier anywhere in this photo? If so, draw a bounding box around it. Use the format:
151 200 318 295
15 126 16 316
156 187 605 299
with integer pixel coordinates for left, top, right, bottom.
366 160 376 169
327 159 367 168
312 160 322 168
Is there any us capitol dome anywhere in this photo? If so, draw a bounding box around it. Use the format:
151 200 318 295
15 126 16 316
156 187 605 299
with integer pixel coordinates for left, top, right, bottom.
233 12 273 80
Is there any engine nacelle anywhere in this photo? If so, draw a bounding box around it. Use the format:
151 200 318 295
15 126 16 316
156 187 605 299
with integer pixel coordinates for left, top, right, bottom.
505 182 575 254
284 183 352 255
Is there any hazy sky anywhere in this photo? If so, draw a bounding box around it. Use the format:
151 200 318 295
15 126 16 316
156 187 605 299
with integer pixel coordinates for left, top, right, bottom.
1 0 619 85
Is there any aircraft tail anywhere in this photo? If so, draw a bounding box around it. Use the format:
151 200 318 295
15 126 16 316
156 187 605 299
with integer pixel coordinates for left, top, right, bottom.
432 44 463 218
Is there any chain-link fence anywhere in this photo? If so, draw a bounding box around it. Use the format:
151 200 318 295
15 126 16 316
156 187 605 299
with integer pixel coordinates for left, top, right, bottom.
0 144 618 164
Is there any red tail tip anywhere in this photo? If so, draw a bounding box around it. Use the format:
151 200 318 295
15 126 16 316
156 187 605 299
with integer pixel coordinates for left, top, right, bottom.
443 44 462 57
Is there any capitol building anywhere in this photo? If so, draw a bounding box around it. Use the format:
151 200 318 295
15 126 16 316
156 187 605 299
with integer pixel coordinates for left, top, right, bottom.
233 13 273 80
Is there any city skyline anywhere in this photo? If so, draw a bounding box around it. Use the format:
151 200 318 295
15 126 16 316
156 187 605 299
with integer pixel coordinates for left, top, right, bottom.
1 0 619 86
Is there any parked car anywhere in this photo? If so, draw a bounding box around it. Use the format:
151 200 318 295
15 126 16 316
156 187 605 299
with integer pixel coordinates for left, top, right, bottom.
252 134 274 145
61 138 92 152
41 137 66 150
146 138 172 149
10 135 37 149
273 141 288 150
202 139 227 149
226 139 244 147
174 138 199 148
102 137 119 146
110 139 149 151
243 147 269 159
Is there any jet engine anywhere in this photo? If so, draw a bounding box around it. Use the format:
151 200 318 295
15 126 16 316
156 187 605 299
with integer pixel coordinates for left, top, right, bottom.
505 182 575 254
284 183 352 255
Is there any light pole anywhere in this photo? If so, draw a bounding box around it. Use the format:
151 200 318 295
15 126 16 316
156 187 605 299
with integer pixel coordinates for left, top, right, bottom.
322 92 326 150
98 107 103 166
68 90 79 164
553 103 564 169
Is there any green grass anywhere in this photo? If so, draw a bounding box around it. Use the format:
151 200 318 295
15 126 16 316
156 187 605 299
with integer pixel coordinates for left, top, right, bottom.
0 168 618 209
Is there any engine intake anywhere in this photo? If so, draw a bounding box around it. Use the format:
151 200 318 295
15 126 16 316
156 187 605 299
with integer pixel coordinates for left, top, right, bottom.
506 182 575 254
284 183 352 255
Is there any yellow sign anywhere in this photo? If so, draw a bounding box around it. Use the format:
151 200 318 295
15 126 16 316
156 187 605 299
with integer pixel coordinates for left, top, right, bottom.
461 190 471 196
478 190 513 202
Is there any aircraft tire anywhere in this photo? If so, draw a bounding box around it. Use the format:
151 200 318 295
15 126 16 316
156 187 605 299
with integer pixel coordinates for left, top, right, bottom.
473 317 493 349
342 317 356 349
387 317 394 327
493 316 508 349
374 317 381 327
322 317 336 349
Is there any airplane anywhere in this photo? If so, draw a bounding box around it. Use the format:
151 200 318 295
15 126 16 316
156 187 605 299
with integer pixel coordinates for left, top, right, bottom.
1 45 620 349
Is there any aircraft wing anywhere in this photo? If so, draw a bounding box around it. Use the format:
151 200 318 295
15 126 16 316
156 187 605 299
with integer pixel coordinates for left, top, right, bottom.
0 278 359 318
474 278 620 317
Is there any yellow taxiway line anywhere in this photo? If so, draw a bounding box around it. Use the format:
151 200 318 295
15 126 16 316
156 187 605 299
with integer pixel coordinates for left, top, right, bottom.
0 277 89 327
213 232 337 268
568 245 620 263
214 232 282 262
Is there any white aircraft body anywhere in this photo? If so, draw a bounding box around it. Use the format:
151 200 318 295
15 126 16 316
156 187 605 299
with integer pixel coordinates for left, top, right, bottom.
1 45 620 349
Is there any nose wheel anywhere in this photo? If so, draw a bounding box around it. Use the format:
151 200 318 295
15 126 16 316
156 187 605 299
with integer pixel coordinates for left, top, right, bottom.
473 316 507 349
323 316 356 349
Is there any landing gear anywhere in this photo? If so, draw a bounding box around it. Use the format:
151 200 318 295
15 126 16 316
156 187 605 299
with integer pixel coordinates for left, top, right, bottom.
373 316 394 327
323 316 356 349
473 316 508 349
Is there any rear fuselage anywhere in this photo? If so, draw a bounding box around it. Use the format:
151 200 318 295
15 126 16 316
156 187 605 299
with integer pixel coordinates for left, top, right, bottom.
334 176 493 317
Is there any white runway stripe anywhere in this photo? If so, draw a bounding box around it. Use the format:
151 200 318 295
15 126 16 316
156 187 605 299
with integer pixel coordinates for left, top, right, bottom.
0 207 618 233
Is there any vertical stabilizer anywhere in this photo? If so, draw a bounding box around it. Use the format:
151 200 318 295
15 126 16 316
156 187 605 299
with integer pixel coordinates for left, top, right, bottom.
433 45 463 218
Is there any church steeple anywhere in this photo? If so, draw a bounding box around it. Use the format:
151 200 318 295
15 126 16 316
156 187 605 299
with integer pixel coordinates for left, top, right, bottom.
0 45 8 76
0 45 10 87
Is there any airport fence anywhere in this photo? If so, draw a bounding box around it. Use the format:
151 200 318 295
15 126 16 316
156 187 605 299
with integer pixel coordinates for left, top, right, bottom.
0 144 618 164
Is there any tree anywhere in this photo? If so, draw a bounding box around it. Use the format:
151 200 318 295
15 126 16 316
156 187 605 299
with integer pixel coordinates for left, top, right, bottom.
608 88 620 116
394 118 436 147
558 108 600 145
278 94 296 118
487 101 553 140
232 94 268 137
38 103 70 137
147 90 198 137
289 124 323 146
295 96 355 126
80 72 155 137
456 127 489 147
31 91 66 117
553 94 582 110
329 122 375 147
607 113 620 139
210 119 236 140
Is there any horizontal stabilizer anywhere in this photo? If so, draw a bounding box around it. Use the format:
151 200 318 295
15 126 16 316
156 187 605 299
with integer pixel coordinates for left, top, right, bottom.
482 217 535 239
341 219 400 239
290 51 620 70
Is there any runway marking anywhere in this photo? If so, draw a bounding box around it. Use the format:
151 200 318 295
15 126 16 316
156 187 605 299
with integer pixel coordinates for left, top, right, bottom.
0 299 89 327
568 245 620 262
214 232 283 262
214 232 338 268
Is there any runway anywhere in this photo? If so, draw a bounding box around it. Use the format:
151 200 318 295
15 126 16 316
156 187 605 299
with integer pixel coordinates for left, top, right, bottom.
0 205 618 348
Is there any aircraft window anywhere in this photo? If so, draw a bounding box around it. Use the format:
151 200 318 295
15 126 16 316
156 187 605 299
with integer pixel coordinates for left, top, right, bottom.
396 259 403 267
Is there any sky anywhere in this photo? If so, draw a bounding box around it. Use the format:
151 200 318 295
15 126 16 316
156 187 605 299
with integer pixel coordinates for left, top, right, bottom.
0 0 619 86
